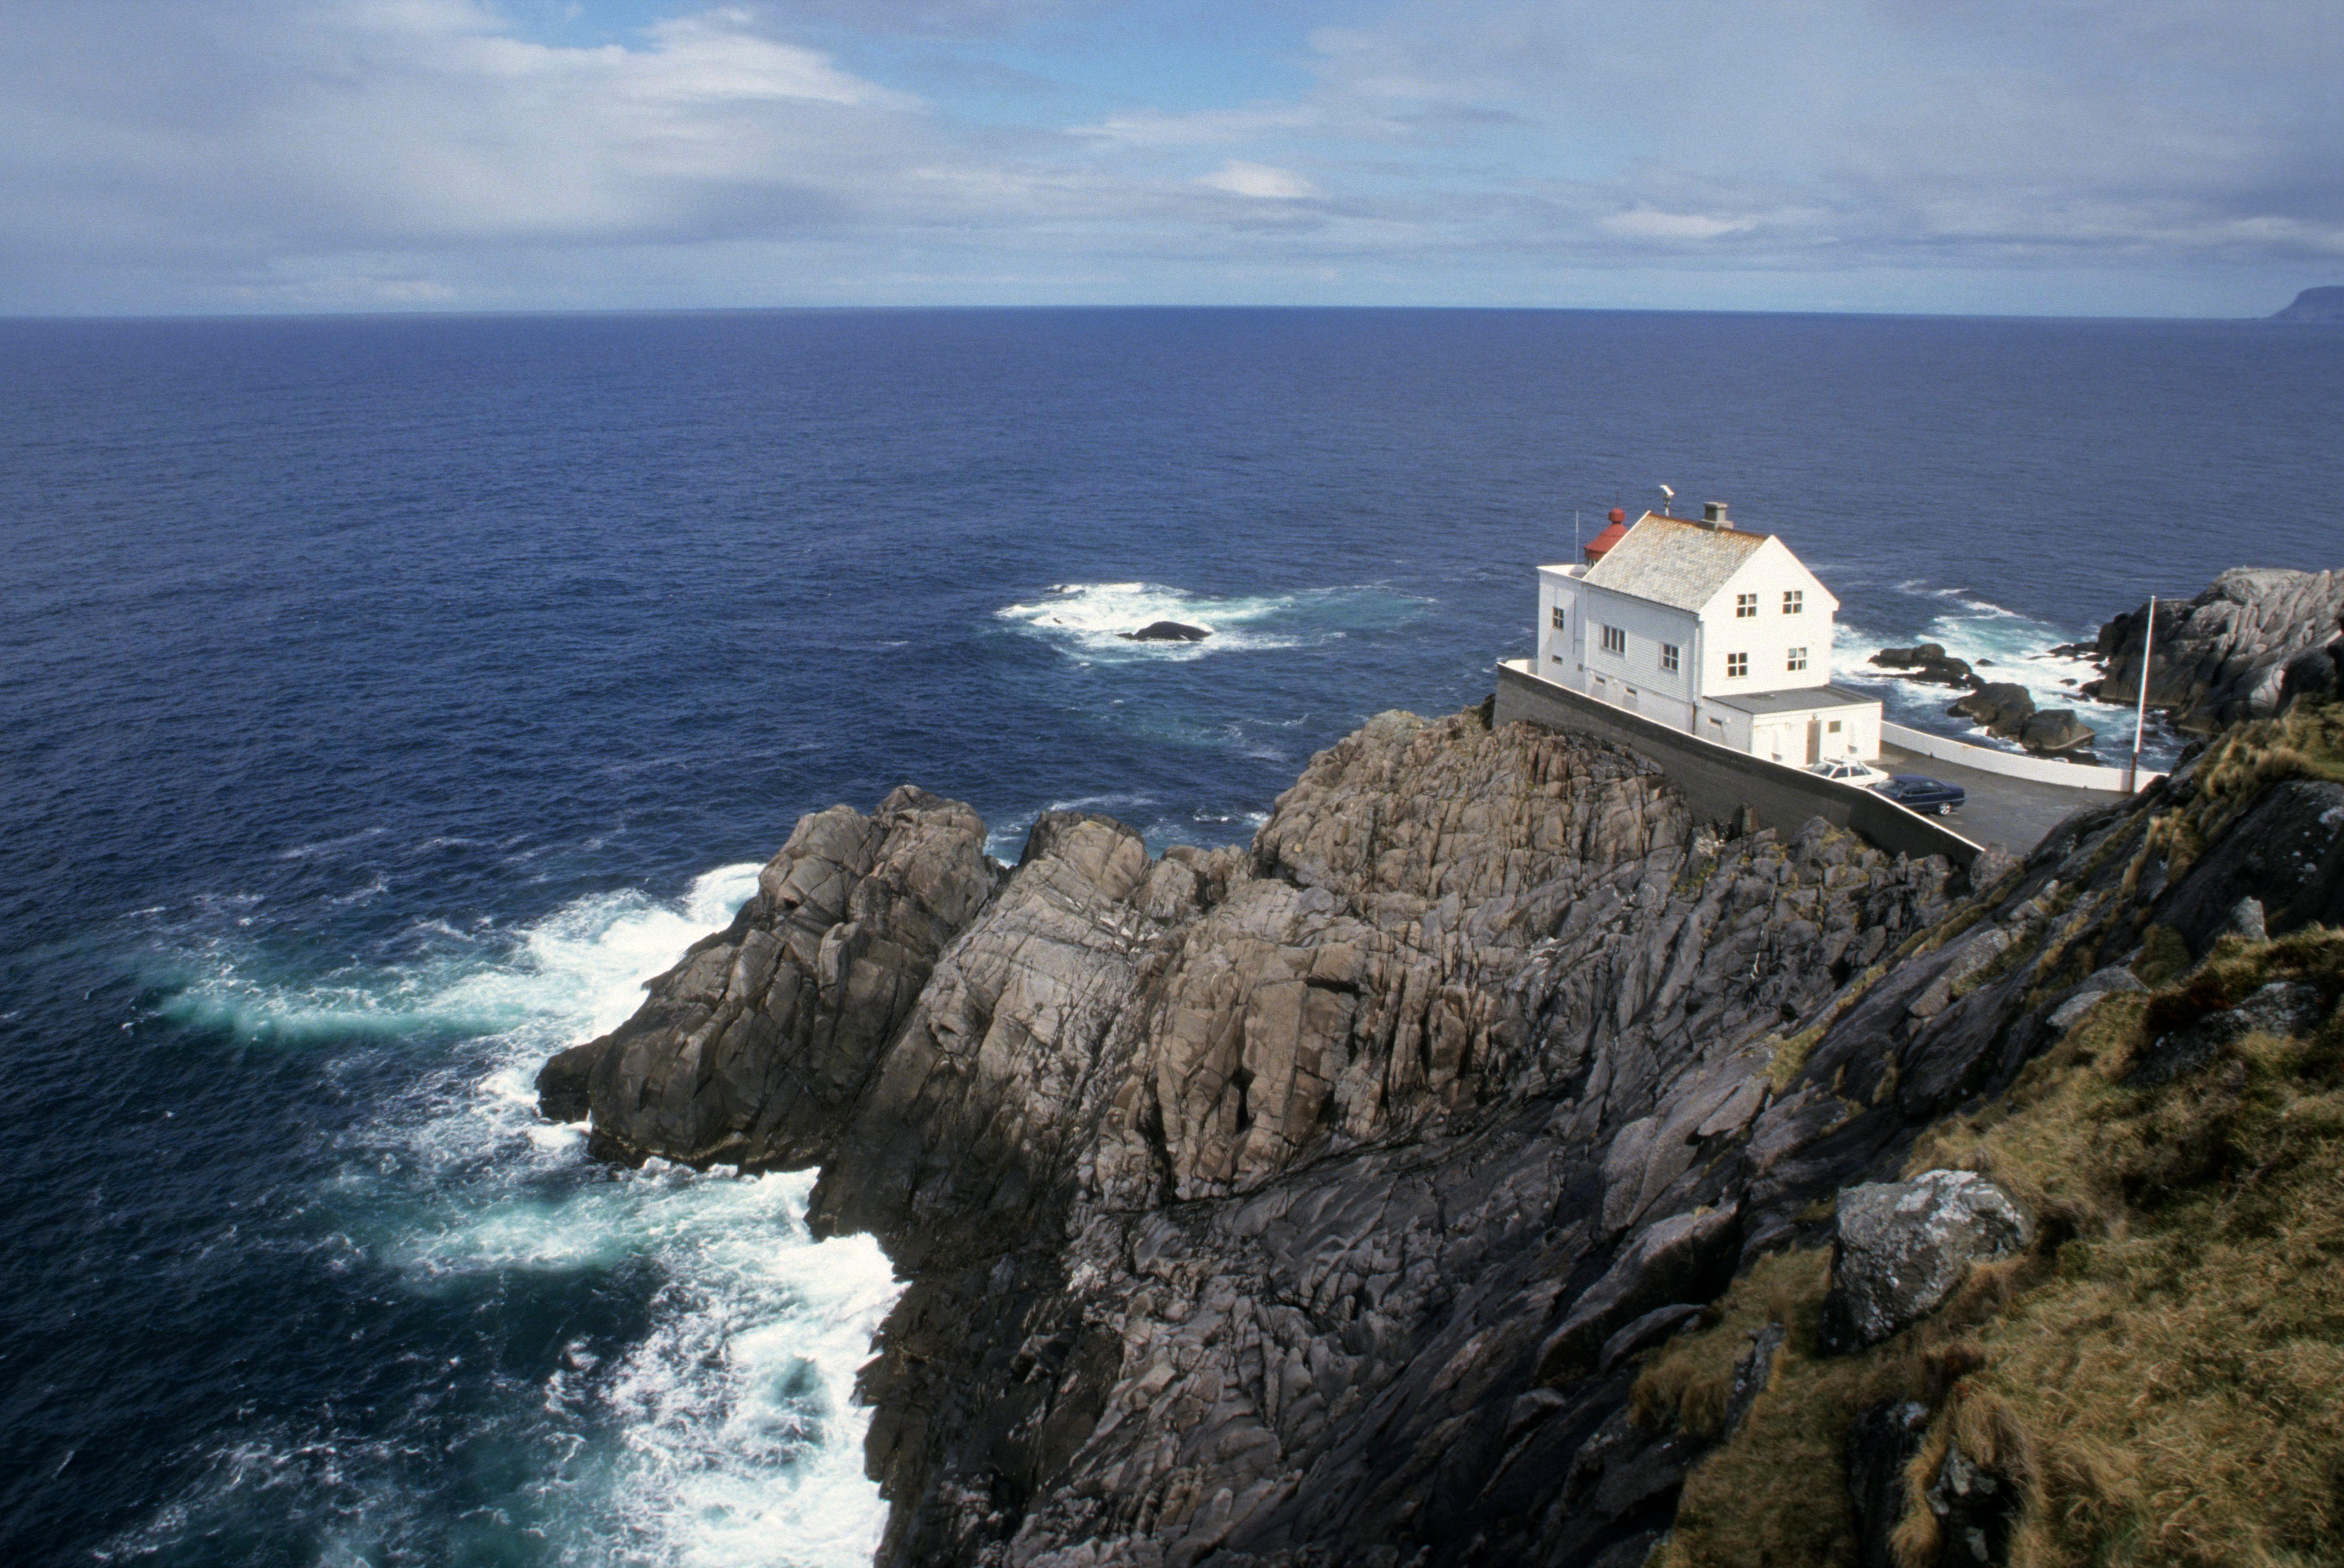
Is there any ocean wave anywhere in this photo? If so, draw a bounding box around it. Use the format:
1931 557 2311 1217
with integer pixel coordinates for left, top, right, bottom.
120 859 899 1568
1836 599 2180 766
152 865 761 1046
995 580 1426 662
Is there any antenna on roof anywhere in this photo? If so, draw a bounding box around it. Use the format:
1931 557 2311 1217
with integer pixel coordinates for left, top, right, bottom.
1574 509 1581 555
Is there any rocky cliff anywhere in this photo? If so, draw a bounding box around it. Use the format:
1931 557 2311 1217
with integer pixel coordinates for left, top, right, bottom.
541 698 2344 1567
2075 566 2344 733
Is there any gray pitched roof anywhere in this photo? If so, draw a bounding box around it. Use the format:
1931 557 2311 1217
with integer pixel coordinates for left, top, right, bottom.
1579 513 1772 613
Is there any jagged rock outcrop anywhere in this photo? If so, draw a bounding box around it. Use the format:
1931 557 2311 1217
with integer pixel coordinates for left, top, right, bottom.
539 698 2344 1568
2080 567 2344 733
536 784 999 1168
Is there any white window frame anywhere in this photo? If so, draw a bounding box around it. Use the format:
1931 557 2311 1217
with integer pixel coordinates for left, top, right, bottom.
1550 605 1566 630
1783 590 1804 615
1726 652 1749 678
1787 646 1808 672
1660 643 1680 673
1601 625 1626 656
1735 593 1758 618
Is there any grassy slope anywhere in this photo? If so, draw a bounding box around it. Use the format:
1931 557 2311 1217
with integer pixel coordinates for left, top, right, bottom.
1636 703 2344 1568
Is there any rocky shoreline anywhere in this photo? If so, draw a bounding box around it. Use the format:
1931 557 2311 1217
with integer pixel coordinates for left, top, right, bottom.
1867 565 2344 758
540 677 2344 1565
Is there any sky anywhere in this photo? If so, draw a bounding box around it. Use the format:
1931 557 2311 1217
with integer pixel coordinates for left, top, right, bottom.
3 0 2339 317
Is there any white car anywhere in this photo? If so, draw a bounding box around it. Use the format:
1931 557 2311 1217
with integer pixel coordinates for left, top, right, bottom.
1807 758 1891 787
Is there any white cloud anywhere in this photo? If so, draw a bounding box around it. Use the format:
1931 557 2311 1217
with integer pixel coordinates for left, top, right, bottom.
0 0 2339 313
1597 208 1754 241
1197 161 1321 200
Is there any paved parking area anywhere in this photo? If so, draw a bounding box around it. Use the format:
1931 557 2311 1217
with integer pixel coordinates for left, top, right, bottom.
1879 743 2134 857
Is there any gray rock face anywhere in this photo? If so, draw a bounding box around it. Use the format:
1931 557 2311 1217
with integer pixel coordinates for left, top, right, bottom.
1846 1399 1932 1568
2086 568 2344 734
2152 780 2344 955
2046 964 2148 1033
536 691 2332 1568
1822 1171 2031 1352
1872 644 1979 689
1926 1439 2020 1565
1948 682 2035 739
535 784 999 1168
2016 708 2095 756
2130 981 2326 1087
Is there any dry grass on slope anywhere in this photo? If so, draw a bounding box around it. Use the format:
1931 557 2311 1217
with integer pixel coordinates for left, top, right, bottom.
2141 700 2344 880
1640 927 2344 1568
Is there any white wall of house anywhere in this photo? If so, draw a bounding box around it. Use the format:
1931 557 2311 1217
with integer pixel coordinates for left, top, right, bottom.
1693 540 1835 699
1536 567 1586 687
1580 587 1700 730
1832 704 1881 762
1533 523 1874 762
1702 705 1750 751
1721 700 1881 764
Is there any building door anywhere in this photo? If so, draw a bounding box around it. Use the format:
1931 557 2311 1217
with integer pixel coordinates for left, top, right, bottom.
1806 719 1822 764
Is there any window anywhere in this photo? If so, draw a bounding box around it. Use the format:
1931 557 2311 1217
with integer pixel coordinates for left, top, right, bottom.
1783 590 1804 615
1726 652 1749 678
1735 594 1758 618
1602 625 1626 655
1550 605 1566 630
1660 643 1680 673
1827 719 1843 733
1787 646 1808 672
1549 653 1563 663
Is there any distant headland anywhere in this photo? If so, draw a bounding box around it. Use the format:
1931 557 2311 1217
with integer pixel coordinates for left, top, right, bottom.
2271 286 2344 321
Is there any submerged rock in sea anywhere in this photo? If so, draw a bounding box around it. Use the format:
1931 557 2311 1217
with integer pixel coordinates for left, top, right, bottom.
2016 707 2095 756
1948 682 2035 738
1871 643 1979 689
537 696 2344 1568
1120 620 1211 641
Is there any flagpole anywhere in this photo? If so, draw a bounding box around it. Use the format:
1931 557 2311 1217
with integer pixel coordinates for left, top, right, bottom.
2128 596 2156 792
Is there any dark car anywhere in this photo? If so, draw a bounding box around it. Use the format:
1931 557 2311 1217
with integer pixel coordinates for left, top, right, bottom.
1874 774 1966 815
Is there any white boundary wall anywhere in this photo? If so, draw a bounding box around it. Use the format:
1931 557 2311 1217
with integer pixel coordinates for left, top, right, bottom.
1882 722 2161 793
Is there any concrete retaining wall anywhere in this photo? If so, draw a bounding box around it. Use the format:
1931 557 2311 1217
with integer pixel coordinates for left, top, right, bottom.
1494 661 1981 869
1881 721 2158 792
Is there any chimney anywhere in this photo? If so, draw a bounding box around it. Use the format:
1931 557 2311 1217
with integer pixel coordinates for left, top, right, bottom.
1702 501 1732 531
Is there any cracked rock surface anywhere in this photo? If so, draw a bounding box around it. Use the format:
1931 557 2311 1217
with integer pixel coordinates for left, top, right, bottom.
537 704 2344 1567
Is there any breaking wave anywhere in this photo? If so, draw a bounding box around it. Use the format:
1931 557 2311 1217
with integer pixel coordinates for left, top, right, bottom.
1835 584 2181 767
995 580 1426 662
115 864 903 1568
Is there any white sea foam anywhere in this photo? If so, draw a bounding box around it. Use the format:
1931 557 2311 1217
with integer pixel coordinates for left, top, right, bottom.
1836 593 2180 766
996 580 1419 663
159 865 762 1046
132 860 902 1568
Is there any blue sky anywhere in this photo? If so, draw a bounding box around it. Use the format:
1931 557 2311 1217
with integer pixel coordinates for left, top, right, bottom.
4 0 2339 316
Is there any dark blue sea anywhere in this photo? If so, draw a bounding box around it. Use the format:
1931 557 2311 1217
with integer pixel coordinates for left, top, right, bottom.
2 308 2338 1566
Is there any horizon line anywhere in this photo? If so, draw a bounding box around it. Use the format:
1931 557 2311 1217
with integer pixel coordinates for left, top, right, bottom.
0 301 2319 327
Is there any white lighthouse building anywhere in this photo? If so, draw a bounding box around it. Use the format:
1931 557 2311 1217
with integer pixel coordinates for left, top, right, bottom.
1535 502 1883 765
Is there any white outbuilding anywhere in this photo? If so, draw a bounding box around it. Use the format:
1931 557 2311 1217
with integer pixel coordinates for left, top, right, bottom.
1534 502 1882 764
